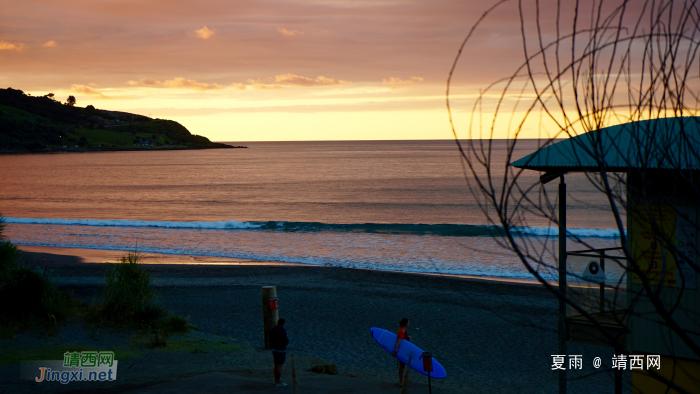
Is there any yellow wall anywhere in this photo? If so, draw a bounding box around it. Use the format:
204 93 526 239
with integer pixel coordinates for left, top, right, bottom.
632 357 700 394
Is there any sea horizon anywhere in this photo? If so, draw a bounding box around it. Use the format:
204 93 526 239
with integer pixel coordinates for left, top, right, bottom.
1 139 623 282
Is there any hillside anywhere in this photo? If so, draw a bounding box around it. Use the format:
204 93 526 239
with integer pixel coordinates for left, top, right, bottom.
0 88 241 152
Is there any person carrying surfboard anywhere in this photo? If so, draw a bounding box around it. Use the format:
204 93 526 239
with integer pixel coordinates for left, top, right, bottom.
370 326 447 380
270 318 289 387
392 318 412 387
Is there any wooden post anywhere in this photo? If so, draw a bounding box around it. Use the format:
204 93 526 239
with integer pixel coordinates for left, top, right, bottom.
422 352 433 394
599 251 605 314
262 286 279 349
558 176 567 394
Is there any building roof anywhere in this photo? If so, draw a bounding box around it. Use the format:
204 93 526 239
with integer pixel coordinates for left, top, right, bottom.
509 117 700 172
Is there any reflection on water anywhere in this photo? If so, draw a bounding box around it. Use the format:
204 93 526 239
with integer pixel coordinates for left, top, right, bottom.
0 140 624 280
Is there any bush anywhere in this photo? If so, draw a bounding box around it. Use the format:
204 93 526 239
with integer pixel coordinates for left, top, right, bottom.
0 214 18 288
160 314 189 334
0 268 46 322
0 213 6 239
0 214 84 334
91 252 161 327
0 266 81 331
90 252 190 336
0 241 18 287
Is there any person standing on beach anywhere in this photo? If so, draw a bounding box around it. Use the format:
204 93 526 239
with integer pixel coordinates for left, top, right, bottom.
392 318 412 387
270 318 289 387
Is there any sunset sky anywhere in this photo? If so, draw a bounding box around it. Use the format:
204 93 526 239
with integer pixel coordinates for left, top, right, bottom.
0 1 650 141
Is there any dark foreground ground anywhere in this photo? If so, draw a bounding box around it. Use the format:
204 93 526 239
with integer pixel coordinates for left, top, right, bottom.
0 248 631 393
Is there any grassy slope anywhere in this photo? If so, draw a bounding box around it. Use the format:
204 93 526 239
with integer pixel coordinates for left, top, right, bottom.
0 104 45 123
73 129 136 146
0 88 234 151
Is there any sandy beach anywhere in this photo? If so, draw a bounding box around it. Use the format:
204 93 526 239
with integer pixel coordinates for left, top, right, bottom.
1 246 627 393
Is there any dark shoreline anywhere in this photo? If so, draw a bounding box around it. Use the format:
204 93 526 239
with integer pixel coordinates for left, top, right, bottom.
16 245 543 287
0 145 247 154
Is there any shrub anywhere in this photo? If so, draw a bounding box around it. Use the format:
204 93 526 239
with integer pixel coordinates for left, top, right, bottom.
0 213 84 334
0 266 81 331
0 213 6 239
0 241 18 287
0 268 47 324
90 252 190 336
159 314 189 335
92 252 162 327
0 214 19 289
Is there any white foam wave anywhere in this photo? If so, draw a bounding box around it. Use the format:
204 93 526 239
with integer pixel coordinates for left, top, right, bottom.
4 217 622 238
4 217 262 230
513 226 623 238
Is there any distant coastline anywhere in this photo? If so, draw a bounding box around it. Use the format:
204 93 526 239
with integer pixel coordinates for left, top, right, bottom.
0 87 247 153
0 145 247 154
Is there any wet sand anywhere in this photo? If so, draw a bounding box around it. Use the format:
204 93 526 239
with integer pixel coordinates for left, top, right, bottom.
5 246 624 393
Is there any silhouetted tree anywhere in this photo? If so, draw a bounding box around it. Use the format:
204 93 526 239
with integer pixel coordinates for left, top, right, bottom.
65 96 76 106
448 1 700 393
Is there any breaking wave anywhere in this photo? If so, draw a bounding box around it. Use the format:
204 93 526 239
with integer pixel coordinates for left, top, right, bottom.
4 217 622 238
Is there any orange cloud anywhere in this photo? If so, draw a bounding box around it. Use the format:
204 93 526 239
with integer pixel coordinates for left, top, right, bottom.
195 26 214 39
241 74 350 89
43 40 57 47
382 76 424 85
70 84 132 100
277 28 304 36
0 41 24 51
163 77 222 90
314 76 348 86
127 77 223 91
71 84 107 98
244 78 285 90
274 73 350 86
139 78 161 87
251 85 285 90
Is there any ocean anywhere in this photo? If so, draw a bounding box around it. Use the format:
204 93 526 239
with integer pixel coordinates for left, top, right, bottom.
0 140 623 281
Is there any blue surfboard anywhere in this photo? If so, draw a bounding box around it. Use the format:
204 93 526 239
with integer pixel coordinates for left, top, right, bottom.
370 327 447 379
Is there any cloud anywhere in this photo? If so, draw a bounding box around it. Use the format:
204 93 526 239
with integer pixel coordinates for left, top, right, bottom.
274 74 316 86
250 84 284 90
117 97 448 118
240 74 350 89
43 40 57 47
71 84 106 97
0 41 24 51
195 26 214 39
382 76 424 85
139 78 161 87
314 76 349 86
162 77 222 90
244 79 285 90
127 77 223 91
70 84 132 100
274 73 350 86
277 28 304 36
